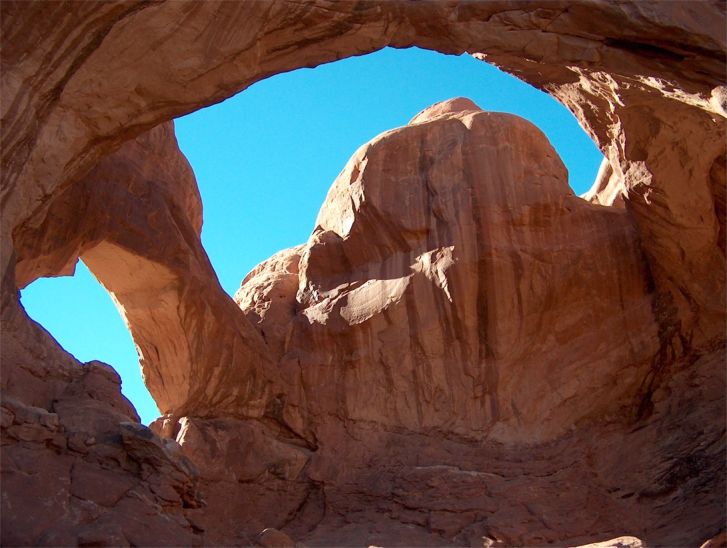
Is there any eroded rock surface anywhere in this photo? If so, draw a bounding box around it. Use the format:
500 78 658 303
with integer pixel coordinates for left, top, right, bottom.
1 360 203 546
237 99 657 444
216 99 723 545
13 122 275 417
1 1 725 546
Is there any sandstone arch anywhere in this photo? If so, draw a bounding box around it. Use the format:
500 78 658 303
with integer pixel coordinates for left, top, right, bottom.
3 0 725 364
1 1 725 545
13 123 276 417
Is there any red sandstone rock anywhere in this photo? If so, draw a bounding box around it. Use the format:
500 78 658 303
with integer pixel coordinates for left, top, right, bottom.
408 96 482 124
1 0 724 341
1 1 725 547
13 122 275 418
237 98 658 445
576 537 645 548
256 528 295 548
1 361 203 546
220 99 724 544
702 531 727 548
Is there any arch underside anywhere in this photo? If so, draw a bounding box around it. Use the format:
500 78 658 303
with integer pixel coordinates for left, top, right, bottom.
1 1 725 545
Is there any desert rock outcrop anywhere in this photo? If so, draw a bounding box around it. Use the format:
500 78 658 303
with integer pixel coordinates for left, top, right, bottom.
236 98 658 444
217 98 722 545
12 122 275 418
1 1 725 546
1 358 204 546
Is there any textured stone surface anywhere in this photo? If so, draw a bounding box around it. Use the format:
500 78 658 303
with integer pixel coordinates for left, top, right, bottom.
236 98 657 444
0 361 203 546
225 99 725 545
1 1 725 546
13 122 274 418
2 0 724 336
256 528 296 548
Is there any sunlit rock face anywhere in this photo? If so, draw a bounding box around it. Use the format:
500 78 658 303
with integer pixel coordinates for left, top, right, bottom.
237 98 657 444
223 100 723 545
1 1 724 546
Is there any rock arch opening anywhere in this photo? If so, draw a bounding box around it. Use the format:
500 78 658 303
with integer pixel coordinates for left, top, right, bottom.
18 47 606 425
175 46 605 296
19 261 159 423
2 3 724 546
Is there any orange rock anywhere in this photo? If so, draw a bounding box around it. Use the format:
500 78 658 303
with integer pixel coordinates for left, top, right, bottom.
240 98 657 444
702 531 727 548
256 528 296 547
1 1 725 547
14 122 275 417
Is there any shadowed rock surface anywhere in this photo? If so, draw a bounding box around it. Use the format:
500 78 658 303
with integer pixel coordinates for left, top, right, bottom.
1 1 724 546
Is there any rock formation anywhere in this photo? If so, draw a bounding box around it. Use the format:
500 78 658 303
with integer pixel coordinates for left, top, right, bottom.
192 98 723 545
236 98 657 444
14 122 275 418
1 1 724 546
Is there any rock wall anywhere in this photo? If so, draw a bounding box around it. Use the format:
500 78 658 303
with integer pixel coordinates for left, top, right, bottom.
1 1 725 546
205 98 723 546
236 99 657 444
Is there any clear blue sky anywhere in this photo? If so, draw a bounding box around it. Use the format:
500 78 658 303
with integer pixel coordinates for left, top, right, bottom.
20 47 603 424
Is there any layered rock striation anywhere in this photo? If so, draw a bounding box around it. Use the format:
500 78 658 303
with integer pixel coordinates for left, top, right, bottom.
236 98 657 444
1 1 725 546
212 99 722 545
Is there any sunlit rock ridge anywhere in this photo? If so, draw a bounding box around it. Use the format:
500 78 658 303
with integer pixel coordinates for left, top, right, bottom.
1 1 724 546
